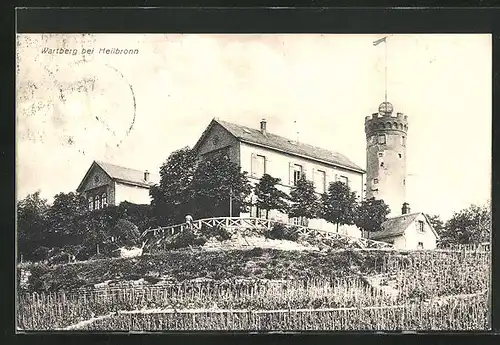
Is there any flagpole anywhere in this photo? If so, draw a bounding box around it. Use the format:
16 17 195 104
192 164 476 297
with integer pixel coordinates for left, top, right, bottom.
385 38 388 104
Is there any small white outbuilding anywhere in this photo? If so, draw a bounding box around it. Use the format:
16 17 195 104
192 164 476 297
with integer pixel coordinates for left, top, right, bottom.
370 212 439 250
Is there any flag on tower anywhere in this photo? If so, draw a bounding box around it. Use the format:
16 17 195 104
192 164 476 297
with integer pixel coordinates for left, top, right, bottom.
373 37 387 46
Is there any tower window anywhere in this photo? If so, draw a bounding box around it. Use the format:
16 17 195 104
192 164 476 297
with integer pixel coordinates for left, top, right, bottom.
380 162 384 167
373 178 379 184
378 134 386 144
398 153 402 158
401 136 406 146
403 179 406 185
378 152 384 157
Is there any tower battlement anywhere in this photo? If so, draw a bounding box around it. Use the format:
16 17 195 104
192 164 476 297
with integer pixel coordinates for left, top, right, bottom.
364 101 408 217
364 102 408 137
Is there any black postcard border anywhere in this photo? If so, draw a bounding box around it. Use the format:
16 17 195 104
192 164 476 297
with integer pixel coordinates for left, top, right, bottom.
5 6 500 345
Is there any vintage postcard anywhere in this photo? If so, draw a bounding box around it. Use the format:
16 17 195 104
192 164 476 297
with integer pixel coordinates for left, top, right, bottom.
16 33 492 331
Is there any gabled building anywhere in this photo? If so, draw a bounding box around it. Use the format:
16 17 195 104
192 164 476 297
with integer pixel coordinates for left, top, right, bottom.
77 160 153 210
193 118 365 236
370 204 440 249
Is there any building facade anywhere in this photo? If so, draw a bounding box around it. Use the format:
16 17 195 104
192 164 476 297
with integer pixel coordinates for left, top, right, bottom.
371 207 439 250
193 118 365 236
77 161 152 210
365 101 409 217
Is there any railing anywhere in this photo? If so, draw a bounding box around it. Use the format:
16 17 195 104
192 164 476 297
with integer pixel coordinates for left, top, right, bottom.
141 217 392 249
437 242 491 252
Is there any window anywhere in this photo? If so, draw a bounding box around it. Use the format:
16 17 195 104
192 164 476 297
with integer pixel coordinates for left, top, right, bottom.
212 135 220 146
94 175 99 183
378 134 386 144
417 242 424 250
378 152 384 157
94 195 100 210
380 162 384 167
102 193 107 207
315 170 326 194
401 136 406 146
373 178 379 184
293 164 303 185
418 220 424 232
339 176 348 185
252 154 266 178
403 179 406 185
88 197 93 210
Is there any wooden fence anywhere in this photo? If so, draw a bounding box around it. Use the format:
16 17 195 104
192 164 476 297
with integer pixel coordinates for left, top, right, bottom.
140 217 392 249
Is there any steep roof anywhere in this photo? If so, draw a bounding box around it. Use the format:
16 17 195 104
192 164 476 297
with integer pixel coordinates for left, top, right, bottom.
195 118 364 173
77 160 152 192
371 212 440 240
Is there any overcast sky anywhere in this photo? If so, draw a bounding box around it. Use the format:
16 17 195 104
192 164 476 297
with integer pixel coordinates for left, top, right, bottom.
16 34 491 220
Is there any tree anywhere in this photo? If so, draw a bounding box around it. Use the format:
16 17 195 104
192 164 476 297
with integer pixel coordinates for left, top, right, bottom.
355 197 390 239
117 201 155 231
46 192 88 247
426 214 445 234
17 191 50 261
191 151 252 218
321 181 358 233
442 203 491 245
288 175 320 226
111 219 141 246
150 147 198 225
254 174 289 219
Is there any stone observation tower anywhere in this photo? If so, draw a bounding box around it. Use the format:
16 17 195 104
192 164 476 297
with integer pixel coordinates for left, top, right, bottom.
364 101 408 216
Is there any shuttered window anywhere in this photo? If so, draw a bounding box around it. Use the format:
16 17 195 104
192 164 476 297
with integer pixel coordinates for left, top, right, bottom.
314 169 326 194
251 154 266 178
293 164 303 186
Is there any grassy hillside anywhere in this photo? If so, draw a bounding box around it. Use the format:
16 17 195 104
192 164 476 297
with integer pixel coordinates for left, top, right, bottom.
17 232 490 331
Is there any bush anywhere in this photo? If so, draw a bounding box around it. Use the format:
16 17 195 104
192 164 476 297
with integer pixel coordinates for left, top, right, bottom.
265 223 300 241
32 246 51 262
202 225 232 241
165 229 207 250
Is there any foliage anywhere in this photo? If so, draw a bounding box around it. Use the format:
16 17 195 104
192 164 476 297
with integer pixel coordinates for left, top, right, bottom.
45 192 89 247
355 197 390 238
117 201 156 231
253 174 289 219
441 204 491 245
202 224 232 241
265 223 300 241
288 175 320 222
111 219 141 246
17 191 50 261
321 181 358 232
150 147 198 225
191 151 252 218
164 229 207 250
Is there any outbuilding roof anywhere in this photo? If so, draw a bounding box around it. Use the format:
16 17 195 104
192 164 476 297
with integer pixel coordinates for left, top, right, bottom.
77 160 152 192
371 212 440 240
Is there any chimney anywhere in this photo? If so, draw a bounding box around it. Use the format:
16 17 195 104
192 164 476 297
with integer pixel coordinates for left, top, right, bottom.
260 118 267 135
144 170 150 182
401 202 410 215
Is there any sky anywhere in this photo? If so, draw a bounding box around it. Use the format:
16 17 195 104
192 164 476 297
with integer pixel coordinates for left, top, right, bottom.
16 34 491 221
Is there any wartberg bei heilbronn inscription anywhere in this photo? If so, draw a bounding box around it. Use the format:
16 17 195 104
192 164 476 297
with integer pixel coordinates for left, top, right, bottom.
16 34 492 331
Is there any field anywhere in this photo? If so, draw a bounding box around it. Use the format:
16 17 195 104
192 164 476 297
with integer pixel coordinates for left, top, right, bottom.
17 247 490 331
